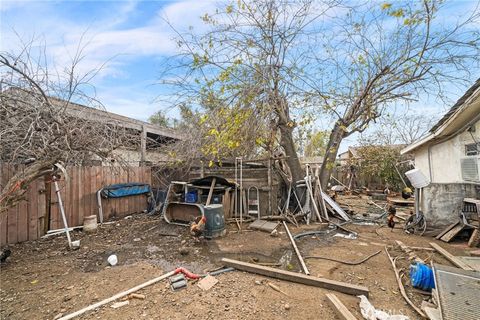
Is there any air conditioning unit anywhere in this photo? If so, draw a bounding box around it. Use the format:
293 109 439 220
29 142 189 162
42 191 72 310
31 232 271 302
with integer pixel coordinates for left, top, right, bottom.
460 157 480 181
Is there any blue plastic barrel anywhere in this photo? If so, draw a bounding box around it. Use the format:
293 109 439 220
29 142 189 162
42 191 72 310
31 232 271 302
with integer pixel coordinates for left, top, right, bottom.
410 262 435 291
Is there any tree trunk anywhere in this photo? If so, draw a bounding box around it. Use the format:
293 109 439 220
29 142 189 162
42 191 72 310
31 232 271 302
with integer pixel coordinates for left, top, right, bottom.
320 121 345 189
278 123 303 185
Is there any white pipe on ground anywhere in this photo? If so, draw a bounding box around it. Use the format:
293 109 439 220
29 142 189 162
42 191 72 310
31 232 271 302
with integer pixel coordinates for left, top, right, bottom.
58 270 176 320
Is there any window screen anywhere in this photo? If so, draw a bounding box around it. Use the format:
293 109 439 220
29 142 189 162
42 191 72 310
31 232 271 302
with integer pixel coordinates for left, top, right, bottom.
465 143 480 156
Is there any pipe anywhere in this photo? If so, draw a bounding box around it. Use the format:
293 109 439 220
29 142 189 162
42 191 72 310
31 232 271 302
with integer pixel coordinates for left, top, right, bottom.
59 267 202 320
96 188 104 224
208 267 235 276
53 178 72 249
293 229 333 240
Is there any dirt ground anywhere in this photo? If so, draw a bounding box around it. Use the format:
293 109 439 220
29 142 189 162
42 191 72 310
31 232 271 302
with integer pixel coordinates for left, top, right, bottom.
1 195 478 320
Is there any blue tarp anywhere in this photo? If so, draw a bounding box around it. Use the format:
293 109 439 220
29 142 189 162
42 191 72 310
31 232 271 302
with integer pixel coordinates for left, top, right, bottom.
101 183 151 198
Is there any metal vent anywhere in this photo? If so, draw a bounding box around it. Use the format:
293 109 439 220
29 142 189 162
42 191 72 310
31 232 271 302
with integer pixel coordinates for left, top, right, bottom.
461 157 479 181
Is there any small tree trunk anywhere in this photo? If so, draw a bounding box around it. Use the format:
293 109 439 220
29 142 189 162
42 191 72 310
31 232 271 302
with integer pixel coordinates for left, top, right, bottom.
278 123 303 185
320 122 345 189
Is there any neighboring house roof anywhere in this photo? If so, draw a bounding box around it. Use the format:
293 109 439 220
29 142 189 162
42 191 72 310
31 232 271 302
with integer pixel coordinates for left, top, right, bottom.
48 96 181 141
2 87 181 141
402 78 480 154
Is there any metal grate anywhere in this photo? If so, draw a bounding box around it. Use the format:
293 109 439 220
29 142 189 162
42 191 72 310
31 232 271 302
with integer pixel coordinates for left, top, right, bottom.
434 264 480 320
461 157 479 181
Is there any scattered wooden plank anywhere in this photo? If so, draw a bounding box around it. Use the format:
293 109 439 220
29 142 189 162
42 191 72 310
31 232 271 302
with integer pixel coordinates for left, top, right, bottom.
197 275 218 291
430 242 474 271
440 223 465 243
7 166 18 244
396 240 425 264
221 258 369 296
325 293 358 320
389 199 415 206
385 248 427 318
467 229 480 248
436 222 459 240
457 256 480 271
248 220 278 232
283 221 309 275
205 178 216 206
27 180 38 241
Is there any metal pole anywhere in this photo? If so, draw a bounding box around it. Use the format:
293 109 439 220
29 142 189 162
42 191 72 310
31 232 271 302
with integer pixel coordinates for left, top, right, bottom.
53 177 72 249
239 157 243 230
235 158 238 216
268 158 272 215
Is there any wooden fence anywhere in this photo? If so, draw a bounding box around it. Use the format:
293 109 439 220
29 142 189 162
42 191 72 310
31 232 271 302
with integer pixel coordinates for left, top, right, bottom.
0 165 151 246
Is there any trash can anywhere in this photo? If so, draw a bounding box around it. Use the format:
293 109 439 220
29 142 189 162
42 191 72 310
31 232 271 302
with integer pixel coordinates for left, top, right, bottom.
203 204 226 239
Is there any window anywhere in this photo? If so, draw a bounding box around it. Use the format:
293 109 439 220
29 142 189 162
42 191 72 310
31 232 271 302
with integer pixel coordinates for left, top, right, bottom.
465 143 480 156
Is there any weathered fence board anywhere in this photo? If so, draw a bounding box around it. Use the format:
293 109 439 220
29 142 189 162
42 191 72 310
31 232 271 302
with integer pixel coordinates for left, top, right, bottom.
1 165 151 246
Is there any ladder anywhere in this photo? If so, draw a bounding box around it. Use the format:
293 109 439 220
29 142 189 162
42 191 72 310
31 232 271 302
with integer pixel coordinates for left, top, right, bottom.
247 186 260 219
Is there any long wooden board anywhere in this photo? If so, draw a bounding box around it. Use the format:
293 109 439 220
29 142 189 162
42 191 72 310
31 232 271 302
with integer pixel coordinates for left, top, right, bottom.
325 293 358 320
436 222 459 240
430 242 474 271
221 258 369 296
440 224 465 243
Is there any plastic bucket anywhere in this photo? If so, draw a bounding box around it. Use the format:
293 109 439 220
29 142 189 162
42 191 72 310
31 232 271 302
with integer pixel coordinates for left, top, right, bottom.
83 215 98 233
186 191 198 203
410 262 435 291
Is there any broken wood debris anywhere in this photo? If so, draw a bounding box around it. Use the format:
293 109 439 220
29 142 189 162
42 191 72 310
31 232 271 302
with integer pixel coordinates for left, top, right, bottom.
325 293 358 320
395 240 425 264
429 242 474 271
266 282 288 296
221 258 369 296
283 221 310 275
384 247 427 318
197 275 218 291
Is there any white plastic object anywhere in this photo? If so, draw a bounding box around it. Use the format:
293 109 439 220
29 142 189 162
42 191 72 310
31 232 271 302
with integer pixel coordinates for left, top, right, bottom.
405 168 430 188
107 254 118 266
71 240 80 249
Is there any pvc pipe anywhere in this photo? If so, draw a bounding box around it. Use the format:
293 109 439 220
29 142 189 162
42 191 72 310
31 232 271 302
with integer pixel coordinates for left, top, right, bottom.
59 267 202 320
54 179 72 249
58 270 176 320
96 188 104 224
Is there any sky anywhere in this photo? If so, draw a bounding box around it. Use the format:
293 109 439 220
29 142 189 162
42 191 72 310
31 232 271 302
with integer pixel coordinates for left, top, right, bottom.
1 0 218 121
1 0 479 152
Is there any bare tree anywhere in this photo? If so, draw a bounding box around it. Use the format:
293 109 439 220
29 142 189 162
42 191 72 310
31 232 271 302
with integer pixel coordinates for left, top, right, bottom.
160 0 339 184
312 1 480 186
160 0 479 189
0 37 137 212
359 112 440 146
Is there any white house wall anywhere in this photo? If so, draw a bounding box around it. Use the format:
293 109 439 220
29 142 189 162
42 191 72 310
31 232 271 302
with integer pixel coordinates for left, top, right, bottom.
413 119 480 184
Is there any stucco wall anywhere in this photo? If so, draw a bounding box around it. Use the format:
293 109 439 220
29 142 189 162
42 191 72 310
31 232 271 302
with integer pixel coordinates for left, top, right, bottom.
413 119 480 183
421 183 480 228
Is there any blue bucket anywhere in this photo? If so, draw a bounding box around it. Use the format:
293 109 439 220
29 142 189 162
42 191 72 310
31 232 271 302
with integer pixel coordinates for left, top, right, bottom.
410 262 435 291
185 191 198 203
